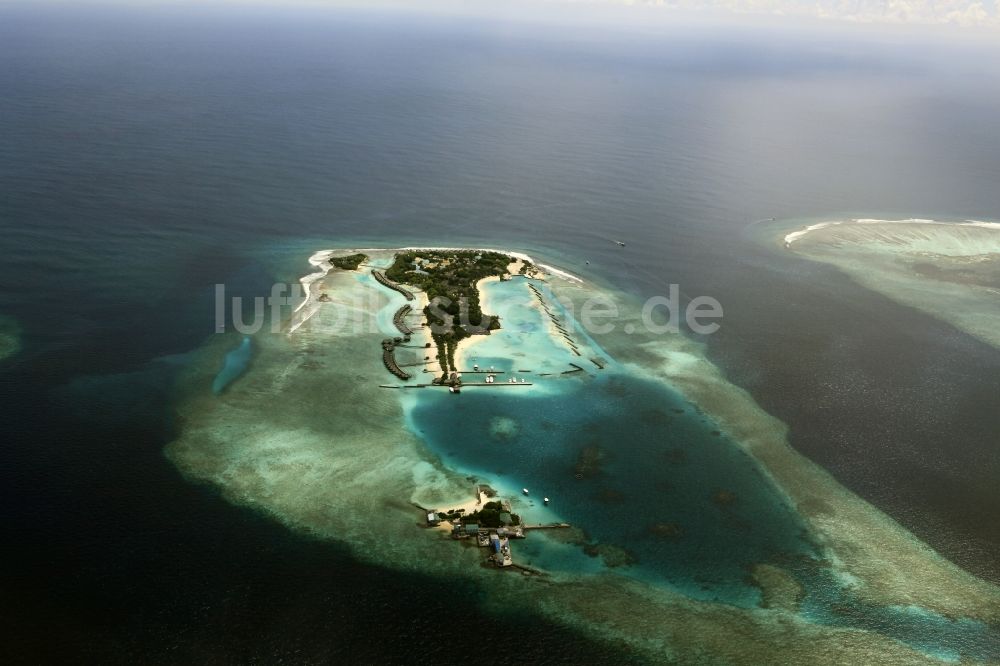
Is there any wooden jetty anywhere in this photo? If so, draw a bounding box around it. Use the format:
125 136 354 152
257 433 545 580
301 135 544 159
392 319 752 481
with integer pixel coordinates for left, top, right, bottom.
372 269 414 301
381 339 411 380
393 304 415 335
379 382 532 389
527 281 581 355
523 523 572 531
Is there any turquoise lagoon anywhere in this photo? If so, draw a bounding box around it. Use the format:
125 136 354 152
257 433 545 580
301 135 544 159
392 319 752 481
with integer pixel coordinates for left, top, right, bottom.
405 276 816 604
401 276 1000 658
457 277 602 382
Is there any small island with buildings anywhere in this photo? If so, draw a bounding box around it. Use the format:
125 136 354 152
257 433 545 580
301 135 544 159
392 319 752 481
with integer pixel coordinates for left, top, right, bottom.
423 486 568 571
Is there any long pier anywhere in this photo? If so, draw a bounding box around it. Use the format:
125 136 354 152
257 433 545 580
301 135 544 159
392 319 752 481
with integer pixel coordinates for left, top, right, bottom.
527 283 582 356
382 349 411 380
372 270 414 301
381 339 411 380
379 382 531 389
393 304 415 335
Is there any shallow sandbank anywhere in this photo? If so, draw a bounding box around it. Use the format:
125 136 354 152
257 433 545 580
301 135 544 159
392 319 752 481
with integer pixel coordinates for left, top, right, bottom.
780 217 1000 351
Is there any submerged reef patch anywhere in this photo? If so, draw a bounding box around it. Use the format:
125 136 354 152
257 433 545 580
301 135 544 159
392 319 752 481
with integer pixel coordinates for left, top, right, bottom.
0 315 22 362
488 415 520 442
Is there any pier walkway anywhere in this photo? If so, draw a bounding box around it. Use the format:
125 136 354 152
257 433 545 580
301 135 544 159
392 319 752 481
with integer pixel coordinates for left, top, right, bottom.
372 270 414 301
527 282 581 356
381 339 411 380
393 304 415 335
379 381 531 389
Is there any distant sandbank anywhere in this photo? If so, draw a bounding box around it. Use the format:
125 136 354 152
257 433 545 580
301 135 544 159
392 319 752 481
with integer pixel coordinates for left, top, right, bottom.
779 216 1000 352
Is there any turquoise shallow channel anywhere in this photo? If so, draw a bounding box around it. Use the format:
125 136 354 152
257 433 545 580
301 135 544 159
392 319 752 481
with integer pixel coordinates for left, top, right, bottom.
212 336 252 394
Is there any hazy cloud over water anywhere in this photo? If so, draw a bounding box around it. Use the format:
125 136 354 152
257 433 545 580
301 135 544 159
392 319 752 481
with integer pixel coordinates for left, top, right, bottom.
558 0 999 27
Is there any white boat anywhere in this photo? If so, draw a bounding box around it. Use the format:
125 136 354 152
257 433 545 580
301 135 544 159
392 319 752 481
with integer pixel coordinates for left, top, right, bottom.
522 488 529 495
543 497 550 504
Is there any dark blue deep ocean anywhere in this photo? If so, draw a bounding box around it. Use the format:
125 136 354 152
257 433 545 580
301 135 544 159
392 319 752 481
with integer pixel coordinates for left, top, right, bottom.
2 5 1000 662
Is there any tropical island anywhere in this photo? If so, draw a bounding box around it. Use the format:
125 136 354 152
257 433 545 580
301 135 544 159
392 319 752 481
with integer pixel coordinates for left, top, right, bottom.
318 247 568 388
456 500 522 528
383 250 530 374
428 493 533 570
328 252 368 270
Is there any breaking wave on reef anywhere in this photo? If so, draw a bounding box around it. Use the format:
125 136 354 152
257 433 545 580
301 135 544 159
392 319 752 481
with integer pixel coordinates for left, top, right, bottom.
783 217 1000 246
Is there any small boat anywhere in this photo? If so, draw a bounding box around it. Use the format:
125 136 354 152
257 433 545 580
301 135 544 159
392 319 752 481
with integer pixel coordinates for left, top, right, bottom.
615 240 626 247
543 497 550 505
522 488 529 495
